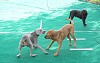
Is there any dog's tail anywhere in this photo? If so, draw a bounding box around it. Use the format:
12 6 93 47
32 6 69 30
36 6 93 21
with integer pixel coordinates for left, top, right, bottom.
66 18 74 25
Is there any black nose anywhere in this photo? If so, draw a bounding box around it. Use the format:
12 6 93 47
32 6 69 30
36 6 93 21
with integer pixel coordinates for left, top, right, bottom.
44 31 46 33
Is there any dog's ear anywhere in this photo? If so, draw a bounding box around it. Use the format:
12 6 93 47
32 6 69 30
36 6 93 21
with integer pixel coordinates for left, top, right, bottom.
50 30 55 37
81 10 87 15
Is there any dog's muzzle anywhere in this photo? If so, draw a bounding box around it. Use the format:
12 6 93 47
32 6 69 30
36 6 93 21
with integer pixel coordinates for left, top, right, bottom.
44 35 50 39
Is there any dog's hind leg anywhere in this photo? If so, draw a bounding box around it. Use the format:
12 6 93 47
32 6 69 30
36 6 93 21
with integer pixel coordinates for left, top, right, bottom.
17 45 22 58
68 11 75 24
67 34 72 46
70 32 76 47
69 11 75 20
70 26 76 47
17 40 23 58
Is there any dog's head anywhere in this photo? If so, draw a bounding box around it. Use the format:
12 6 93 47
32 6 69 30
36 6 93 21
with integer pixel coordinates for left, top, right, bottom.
81 10 88 17
44 30 54 39
36 28 46 35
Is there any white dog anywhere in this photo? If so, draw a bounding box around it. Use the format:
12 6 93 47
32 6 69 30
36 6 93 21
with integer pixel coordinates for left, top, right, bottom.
17 20 48 58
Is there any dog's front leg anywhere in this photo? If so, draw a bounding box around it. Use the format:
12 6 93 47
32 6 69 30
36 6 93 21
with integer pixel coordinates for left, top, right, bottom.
29 45 37 57
82 17 87 27
54 41 62 56
46 40 54 50
34 39 48 54
36 44 48 54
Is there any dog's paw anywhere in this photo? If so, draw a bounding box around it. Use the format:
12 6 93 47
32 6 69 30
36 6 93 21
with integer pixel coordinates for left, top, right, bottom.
66 18 71 20
69 44 72 46
45 52 48 54
54 53 58 56
33 45 37 48
84 24 87 27
74 44 76 47
46 47 49 50
74 45 76 48
17 54 21 58
30 54 37 57
66 18 69 20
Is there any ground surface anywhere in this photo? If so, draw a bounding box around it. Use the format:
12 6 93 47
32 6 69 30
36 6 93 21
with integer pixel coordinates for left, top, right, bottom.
0 0 100 63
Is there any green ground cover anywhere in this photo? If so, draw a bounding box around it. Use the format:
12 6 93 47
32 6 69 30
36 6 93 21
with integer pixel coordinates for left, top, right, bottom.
0 0 100 63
